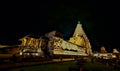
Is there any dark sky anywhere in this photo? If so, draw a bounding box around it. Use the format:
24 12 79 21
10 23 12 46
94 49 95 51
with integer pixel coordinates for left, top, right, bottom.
0 1 119 52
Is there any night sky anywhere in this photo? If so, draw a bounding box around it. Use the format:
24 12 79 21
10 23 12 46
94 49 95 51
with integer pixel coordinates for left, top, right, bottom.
0 1 119 52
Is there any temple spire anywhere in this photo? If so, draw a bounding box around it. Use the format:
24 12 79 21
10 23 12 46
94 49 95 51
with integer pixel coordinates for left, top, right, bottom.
78 21 80 24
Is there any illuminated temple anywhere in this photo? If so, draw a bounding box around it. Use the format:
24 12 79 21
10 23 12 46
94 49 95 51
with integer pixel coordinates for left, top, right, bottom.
18 21 93 57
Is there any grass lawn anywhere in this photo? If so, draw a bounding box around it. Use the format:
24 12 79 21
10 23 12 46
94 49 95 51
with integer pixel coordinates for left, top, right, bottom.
4 60 120 71
8 61 77 71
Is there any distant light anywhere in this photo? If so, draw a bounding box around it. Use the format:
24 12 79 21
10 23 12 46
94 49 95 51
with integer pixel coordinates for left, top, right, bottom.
26 53 30 55
112 55 116 58
20 52 23 55
35 53 39 56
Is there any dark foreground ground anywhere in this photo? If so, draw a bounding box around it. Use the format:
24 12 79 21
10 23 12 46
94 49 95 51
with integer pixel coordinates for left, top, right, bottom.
1 58 120 71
